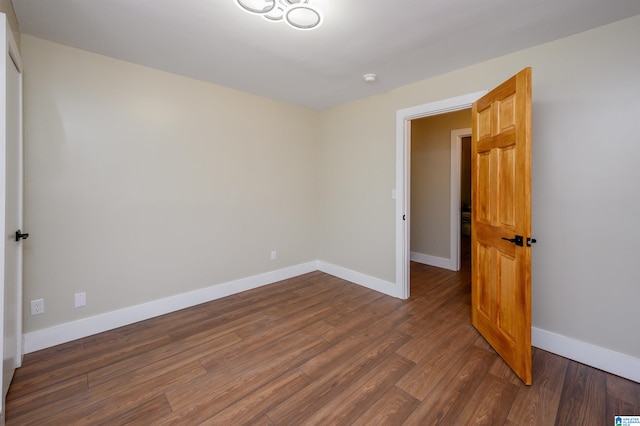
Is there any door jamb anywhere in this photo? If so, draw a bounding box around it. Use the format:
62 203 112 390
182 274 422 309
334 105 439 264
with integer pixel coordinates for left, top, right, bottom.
395 91 486 299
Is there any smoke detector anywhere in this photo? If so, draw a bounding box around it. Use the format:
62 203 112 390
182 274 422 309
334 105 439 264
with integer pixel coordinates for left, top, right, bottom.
363 73 377 83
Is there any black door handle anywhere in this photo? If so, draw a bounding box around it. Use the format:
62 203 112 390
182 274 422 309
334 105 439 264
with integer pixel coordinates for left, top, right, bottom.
15 230 29 242
501 235 524 246
502 235 536 247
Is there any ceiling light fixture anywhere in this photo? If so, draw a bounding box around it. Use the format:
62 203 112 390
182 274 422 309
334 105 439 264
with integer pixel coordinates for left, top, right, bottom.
235 0 323 30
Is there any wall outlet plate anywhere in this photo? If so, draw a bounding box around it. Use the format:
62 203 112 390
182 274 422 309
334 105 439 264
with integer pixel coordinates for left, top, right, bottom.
31 299 45 315
75 292 86 308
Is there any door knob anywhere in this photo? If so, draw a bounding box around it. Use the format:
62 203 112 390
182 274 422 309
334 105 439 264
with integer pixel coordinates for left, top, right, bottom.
15 230 29 242
501 235 524 246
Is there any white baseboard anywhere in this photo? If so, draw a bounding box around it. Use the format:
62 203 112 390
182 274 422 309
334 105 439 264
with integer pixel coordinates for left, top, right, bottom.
410 251 457 271
23 261 318 354
317 261 398 298
22 260 640 384
532 327 640 383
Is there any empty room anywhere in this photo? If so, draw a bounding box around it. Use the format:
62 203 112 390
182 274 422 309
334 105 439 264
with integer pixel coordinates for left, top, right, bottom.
0 0 639 424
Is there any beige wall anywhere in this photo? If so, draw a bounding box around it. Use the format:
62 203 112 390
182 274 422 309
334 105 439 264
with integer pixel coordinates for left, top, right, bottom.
21 14 640 362
22 35 319 332
316 100 395 280
318 14 640 358
410 110 470 258
0 0 20 48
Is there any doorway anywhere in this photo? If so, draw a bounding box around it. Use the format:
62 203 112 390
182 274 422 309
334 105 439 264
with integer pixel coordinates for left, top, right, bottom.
453 131 472 271
395 91 486 299
409 113 470 273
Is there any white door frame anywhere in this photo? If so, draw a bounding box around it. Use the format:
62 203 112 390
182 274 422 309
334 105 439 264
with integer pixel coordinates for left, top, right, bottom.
395 91 486 299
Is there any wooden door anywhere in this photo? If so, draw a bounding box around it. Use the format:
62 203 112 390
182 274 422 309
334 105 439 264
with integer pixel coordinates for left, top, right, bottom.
471 68 533 384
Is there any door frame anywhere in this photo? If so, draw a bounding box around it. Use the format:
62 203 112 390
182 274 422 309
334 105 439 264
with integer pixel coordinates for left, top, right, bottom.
395 91 486 299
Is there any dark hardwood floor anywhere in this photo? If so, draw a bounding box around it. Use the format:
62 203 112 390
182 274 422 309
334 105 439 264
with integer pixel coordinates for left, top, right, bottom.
7 239 640 425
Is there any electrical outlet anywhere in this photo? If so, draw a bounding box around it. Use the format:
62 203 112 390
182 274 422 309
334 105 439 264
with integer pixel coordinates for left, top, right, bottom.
271 250 277 260
31 299 45 315
75 292 86 308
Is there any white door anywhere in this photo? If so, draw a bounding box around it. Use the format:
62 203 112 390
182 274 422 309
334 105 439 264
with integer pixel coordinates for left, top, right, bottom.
1 14 24 420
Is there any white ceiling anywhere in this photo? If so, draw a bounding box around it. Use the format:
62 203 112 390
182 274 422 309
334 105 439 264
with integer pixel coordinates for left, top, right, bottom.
12 0 640 110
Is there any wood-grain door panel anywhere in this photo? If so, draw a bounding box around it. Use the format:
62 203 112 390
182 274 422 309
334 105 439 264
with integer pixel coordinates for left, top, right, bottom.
471 68 532 384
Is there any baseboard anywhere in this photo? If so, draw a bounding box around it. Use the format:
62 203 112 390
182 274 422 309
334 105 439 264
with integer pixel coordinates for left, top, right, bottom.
410 251 457 271
24 262 639 384
317 261 398 298
22 261 318 354
532 327 640 383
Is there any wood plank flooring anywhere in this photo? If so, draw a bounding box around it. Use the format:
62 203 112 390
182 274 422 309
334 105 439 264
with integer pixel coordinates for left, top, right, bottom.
7 241 640 425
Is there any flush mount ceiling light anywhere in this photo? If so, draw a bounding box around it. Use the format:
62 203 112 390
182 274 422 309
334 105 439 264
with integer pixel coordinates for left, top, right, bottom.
235 0 323 30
